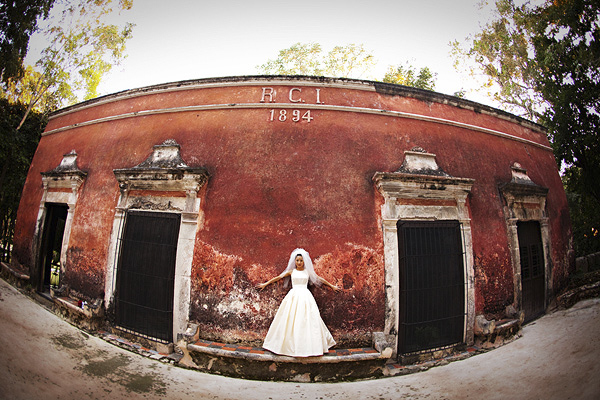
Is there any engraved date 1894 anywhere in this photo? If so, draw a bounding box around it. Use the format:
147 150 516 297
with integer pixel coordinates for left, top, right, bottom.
269 109 314 123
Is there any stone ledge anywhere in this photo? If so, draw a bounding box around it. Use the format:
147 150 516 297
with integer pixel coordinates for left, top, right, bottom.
181 341 385 382
50 294 104 331
0 261 30 281
475 317 522 349
556 280 600 309
384 346 484 377
100 331 181 363
187 339 381 364
54 296 103 319
173 324 388 381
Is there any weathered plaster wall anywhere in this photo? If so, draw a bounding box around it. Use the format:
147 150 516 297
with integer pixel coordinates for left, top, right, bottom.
12 77 572 345
189 242 384 346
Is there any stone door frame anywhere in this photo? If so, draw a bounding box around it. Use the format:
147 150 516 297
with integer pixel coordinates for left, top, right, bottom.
499 163 551 318
373 149 475 358
104 140 209 343
34 151 87 290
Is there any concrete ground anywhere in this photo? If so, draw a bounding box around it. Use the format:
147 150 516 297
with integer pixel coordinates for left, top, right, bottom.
1 277 599 400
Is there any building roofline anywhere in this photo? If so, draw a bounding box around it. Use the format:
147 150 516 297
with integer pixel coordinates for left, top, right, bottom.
50 75 546 133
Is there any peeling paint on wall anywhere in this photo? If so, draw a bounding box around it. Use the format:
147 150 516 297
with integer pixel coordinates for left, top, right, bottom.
188 242 385 346
474 253 514 318
65 247 106 300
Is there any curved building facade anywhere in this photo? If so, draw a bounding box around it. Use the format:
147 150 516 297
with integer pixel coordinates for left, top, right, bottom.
11 76 573 358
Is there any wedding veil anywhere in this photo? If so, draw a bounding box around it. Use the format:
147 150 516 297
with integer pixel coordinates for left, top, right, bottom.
282 248 321 286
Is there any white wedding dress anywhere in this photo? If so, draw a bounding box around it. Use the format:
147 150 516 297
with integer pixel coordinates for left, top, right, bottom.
262 269 336 357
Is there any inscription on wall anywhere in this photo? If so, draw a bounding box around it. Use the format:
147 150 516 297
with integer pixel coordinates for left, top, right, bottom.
260 87 324 123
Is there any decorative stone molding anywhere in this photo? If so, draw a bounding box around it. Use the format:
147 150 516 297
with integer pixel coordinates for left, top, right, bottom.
40 150 87 199
499 162 549 221
373 149 475 358
105 139 210 343
113 139 209 222
35 151 87 287
395 147 451 177
499 162 551 314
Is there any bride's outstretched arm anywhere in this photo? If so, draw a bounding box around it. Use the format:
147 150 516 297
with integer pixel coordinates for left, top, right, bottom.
319 276 341 292
256 270 292 290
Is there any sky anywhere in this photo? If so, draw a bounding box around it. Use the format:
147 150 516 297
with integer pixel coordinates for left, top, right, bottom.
29 0 499 106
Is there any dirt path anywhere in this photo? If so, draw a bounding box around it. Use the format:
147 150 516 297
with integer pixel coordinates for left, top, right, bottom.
1 278 599 399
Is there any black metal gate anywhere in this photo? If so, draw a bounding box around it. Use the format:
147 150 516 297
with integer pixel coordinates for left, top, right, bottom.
397 220 466 355
518 221 545 323
115 210 180 342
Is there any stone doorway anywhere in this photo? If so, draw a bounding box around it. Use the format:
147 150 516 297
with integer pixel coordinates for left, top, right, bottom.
37 203 68 292
373 148 475 359
499 162 551 324
105 139 209 343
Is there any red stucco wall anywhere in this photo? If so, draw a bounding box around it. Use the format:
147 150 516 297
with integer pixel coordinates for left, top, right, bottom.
12 76 573 345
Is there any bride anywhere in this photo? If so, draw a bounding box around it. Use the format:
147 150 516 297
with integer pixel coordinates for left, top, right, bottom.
257 248 340 357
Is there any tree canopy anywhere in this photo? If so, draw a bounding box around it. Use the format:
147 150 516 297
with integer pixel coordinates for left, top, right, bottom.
0 0 55 85
533 0 600 255
450 0 546 120
257 42 437 90
382 64 436 91
0 97 46 262
1 0 134 128
453 0 600 254
257 42 377 79
0 0 135 260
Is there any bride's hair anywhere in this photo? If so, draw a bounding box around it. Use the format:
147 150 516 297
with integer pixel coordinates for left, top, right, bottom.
281 248 321 286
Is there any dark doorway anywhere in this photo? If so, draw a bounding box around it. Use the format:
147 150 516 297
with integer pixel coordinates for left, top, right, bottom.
38 203 68 292
397 220 466 355
518 221 545 323
115 210 180 342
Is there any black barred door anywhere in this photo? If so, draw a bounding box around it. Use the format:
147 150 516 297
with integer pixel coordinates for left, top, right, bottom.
518 221 545 323
397 220 466 355
115 210 180 342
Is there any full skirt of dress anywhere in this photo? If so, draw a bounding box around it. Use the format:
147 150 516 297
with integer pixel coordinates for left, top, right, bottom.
262 269 335 357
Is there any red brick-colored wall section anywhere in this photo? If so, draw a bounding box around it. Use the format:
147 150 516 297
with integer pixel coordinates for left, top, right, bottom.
12 177 42 268
13 77 572 344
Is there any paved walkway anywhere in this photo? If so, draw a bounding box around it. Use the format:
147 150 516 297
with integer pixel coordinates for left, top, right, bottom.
1 277 599 399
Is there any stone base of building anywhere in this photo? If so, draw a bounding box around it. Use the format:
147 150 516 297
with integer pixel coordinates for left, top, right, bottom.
182 341 385 382
396 344 466 366
0 261 30 287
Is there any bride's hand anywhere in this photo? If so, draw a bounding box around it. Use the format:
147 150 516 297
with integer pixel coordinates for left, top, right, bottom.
328 284 341 292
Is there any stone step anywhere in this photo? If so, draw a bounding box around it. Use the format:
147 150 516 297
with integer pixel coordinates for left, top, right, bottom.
181 339 385 382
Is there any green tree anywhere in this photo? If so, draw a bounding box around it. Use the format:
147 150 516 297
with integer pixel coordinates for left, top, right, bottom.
453 0 600 254
0 0 56 84
450 0 546 120
0 98 46 262
382 64 437 90
534 0 600 255
258 42 324 76
258 42 438 90
531 0 600 203
257 42 376 79
0 0 134 188
563 167 600 256
0 0 135 260
323 44 376 79
1 0 134 130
